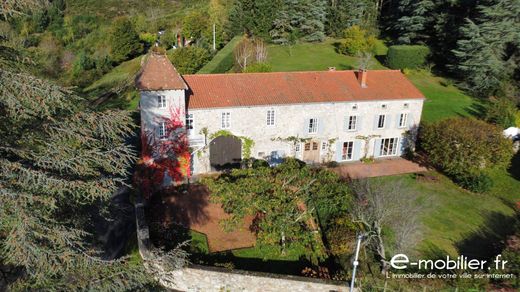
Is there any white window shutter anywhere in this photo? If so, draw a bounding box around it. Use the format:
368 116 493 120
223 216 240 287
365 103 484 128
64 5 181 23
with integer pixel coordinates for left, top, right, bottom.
353 140 362 160
356 116 362 131
385 115 392 129
335 141 343 162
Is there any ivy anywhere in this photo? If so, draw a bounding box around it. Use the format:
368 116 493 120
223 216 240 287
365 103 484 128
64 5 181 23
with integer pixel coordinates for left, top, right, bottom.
196 129 255 159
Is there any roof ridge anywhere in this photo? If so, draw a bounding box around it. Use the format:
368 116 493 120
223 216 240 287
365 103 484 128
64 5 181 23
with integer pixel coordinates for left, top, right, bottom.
187 69 402 77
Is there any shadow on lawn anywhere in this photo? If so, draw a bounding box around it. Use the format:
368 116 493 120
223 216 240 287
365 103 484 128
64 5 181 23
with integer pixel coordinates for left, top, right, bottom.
455 211 518 263
509 151 520 181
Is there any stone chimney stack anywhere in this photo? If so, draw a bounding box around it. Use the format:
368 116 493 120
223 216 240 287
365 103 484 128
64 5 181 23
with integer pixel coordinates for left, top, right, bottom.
357 69 367 88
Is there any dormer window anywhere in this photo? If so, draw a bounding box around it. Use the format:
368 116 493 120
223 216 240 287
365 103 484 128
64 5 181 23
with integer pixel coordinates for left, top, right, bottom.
158 95 166 108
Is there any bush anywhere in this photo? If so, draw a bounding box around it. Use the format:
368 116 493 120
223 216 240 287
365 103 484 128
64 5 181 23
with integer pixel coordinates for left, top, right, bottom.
453 172 493 193
420 118 513 178
139 32 157 46
243 62 272 73
326 161 339 168
168 47 210 74
337 26 376 56
386 45 430 69
485 97 518 128
325 217 357 256
252 159 269 169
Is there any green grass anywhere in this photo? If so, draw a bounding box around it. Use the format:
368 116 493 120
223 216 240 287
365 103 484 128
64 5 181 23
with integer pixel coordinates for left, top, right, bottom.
406 70 481 123
377 171 519 259
198 36 243 74
267 38 387 72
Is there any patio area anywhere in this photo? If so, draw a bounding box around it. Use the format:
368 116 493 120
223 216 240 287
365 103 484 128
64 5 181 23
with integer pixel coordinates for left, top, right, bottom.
331 157 428 179
148 184 256 253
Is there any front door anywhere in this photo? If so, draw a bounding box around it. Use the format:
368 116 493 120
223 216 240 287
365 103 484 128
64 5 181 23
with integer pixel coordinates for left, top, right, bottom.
302 140 320 163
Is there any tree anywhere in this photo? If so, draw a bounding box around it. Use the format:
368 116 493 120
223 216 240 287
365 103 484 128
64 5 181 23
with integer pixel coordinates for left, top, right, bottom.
451 0 520 97
182 11 210 43
233 37 268 72
420 118 513 177
337 25 376 56
202 158 351 263
228 0 282 40
325 0 379 36
269 0 327 44
350 178 422 274
395 0 435 44
110 17 142 63
168 46 210 74
0 46 187 290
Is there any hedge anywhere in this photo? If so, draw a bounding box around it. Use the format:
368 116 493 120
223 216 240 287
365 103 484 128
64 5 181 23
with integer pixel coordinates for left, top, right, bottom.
386 45 430 69
197 36 242 74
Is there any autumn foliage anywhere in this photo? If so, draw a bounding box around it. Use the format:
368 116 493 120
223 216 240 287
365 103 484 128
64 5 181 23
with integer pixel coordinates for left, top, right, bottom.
134 107 191 198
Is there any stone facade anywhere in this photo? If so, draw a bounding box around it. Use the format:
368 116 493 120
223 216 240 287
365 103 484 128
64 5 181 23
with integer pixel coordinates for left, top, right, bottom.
140 90 424 174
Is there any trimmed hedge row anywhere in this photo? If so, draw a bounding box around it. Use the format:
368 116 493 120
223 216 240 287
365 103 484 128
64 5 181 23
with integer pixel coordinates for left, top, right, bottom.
197 36 242 74
386 45 430 69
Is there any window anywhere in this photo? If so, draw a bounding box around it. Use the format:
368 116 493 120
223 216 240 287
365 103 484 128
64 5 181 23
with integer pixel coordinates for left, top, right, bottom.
312 142 319 150
308 118 318 134
352 104 358 110
398 113 408 128
186 113 194 130
266 110 275 126
381 103 387 109
295 143 301 152
377 114 386 129
304 143 311 151
321 141 328 151
221 112 230 129
342 141 354 161
158 122 167 138
347 115 357 131
403 103 409 109
157 95 166 108
379 138 399 156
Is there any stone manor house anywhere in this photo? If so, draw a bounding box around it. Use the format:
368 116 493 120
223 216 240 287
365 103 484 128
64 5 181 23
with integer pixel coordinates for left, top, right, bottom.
136 53 425 175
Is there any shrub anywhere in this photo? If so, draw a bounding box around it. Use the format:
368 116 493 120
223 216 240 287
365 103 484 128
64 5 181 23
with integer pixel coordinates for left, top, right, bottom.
168 47 210 74
243 62 272 73
386 45 430 69
326 161 339 168
453 172 493 193
252 159 269 169
485 97 518 128
139 32 157 46
419 118 513 178
337 26 376 56
325 217 357 256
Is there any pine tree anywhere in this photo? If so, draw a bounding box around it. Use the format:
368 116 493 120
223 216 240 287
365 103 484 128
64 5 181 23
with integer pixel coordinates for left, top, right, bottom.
325 0 379 36
395 0 435 44
270 0 326 44
452 0 520 96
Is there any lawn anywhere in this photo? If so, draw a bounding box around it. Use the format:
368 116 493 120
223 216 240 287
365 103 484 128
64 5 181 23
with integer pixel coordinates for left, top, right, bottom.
406 70 481 123
267 38 387 72
198 36 242 74
377 170 519 260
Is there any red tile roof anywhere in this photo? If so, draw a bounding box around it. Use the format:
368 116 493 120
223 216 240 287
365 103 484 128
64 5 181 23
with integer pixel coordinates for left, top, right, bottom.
135 53 188 90
182 70 424 109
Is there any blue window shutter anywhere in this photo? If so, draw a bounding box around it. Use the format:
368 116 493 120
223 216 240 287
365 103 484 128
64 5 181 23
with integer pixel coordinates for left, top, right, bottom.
373 138 382 157
357 116 362 131
373 115 379 130
303 118 309 135
408 113 413 128
396 114 401 128
336 141 343 162
343 116 348 132
318 118 324 134
353 140 362 160
385 114 392 129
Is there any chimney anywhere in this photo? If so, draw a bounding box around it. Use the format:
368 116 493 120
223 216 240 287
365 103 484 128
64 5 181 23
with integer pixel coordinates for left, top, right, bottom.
357 69 367 88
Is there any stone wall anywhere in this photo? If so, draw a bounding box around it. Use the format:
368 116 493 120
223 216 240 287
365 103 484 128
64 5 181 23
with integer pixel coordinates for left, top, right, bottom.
134 194 352 292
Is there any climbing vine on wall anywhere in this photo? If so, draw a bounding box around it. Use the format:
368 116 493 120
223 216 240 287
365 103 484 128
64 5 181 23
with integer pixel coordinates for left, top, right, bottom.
196 129 255 159
134 107 190 199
